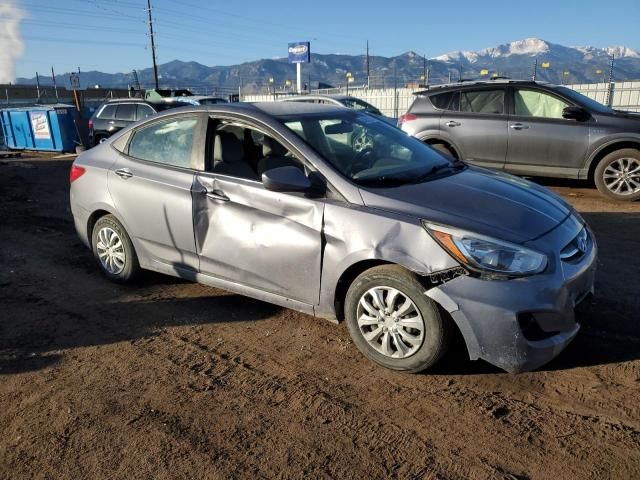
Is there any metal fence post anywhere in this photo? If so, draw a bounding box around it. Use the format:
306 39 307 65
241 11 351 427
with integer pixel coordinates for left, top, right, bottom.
607 82 615 107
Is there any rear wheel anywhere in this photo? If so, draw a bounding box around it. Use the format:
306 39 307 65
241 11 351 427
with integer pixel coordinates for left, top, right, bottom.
91 134 108 147
428 142 457 160
594 148 640 201
91 215 139 282
344 265 450 373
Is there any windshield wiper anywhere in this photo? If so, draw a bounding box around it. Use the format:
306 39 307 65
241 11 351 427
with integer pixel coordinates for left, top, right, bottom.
411 162 461 183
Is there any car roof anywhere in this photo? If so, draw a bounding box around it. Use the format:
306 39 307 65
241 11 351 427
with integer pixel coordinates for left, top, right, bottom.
104 98 149 104
188 95 227 101
129 101 347 120
414 79 556 95
280 94 355 102
252 101 347 116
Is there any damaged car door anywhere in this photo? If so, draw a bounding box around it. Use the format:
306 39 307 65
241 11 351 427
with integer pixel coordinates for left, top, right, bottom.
192 117 324 306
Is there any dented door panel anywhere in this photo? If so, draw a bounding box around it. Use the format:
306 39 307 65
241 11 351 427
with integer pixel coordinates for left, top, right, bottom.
193 174 324 305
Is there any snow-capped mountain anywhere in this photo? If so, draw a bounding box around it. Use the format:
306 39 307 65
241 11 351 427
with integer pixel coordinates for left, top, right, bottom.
430 38 640 83
16 38 640 91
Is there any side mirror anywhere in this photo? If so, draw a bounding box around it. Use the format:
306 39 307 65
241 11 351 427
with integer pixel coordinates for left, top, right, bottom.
562 106 590 121
262 166 313 193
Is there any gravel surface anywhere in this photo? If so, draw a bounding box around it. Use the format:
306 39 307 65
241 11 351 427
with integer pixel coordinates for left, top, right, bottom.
1 156 639 479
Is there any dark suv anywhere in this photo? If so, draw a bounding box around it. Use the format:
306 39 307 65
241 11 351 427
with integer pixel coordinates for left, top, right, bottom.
399 80 640 201
88 99 191 146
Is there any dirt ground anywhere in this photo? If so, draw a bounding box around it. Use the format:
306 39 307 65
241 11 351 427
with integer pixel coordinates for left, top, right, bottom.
1 154 639 480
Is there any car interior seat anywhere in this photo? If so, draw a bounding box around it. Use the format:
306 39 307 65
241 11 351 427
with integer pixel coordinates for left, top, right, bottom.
212 131 258 180
257 137 300 176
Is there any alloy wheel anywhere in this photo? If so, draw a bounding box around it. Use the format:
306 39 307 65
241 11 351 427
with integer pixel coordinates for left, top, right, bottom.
95 227 126 275
603 157 640 196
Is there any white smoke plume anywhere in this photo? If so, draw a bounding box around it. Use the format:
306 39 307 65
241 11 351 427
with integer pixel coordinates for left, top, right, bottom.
0 2 25 84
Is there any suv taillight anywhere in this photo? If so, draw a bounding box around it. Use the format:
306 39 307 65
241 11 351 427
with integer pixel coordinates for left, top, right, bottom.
398 113 417 126
88 119 93 131
70 165 86 183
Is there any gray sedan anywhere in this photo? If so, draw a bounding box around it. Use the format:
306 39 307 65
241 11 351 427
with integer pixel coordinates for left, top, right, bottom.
69 102 597 373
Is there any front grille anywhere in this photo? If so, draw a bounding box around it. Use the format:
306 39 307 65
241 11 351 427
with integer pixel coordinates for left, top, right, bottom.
560 227 590 262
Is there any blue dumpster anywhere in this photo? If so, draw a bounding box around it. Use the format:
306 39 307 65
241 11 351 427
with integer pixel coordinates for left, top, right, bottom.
0 104 80 153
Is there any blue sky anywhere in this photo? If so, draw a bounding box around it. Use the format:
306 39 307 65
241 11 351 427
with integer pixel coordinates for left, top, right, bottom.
10 0 640 77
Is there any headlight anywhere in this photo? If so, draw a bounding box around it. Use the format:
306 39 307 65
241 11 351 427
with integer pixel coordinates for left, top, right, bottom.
423 221 547 277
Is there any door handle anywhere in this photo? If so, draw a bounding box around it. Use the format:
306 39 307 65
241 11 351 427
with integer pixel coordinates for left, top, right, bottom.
108 121 115 124
206 189 229 202
510 123 529 130
115 168 133 179
445 121 461 127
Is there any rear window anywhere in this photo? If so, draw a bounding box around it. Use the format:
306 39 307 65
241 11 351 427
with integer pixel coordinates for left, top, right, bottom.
116 104 137 121
459 89 504 114
98 104 117 119
136 104 155 120
429 91 456 110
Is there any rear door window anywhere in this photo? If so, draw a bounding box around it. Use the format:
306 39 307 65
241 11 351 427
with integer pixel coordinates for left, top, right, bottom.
127 116 198 168
98 104 117 119
459 89 505 114
136 104 155 120
116 104 137 121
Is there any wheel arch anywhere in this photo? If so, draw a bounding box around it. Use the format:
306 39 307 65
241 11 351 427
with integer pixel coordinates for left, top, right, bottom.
333 259 393 322
418 134 461 160
586 140 640 181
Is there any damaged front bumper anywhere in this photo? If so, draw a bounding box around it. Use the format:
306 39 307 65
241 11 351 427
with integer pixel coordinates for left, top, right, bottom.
425 227 597 374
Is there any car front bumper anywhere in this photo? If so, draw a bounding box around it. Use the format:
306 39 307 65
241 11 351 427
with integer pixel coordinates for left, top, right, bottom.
426 224 597 373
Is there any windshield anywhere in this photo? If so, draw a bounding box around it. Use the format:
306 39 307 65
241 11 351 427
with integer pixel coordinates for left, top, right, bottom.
555 87 614 114
279 111 457 186
341 98 383 116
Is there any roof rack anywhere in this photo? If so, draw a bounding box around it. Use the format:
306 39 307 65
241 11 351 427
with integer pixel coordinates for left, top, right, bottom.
413 78 541 95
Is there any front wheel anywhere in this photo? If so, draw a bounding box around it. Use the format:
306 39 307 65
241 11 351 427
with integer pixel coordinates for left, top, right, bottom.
91 214 140 282
594 148 640 201
344 265 450 373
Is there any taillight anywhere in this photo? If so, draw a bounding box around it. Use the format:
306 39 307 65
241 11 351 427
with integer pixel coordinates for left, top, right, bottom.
398 113 417 126
70 165 86 183
88 119 93 130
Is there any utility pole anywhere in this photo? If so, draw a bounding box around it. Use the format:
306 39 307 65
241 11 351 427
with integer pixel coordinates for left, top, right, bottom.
51 66 58 101
422 54 426 85
606 54 615 107
35 72 41 101
146 0 159 90
366 40 370 88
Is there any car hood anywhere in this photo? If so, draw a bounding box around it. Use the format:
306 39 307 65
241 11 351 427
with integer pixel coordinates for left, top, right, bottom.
358 166 573 244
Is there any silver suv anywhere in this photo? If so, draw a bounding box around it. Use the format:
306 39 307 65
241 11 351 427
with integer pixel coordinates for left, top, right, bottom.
70 102 597 373
399 80 640 201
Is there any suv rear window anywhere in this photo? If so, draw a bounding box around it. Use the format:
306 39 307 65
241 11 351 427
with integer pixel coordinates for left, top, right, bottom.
116 104 137 121
98 104 117 119
429 92 456 110
459 89 504 114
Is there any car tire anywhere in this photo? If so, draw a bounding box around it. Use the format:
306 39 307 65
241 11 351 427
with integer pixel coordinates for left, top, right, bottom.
91 214 140 283
594 148 640 201
429 142 457 160
344 265 450 373
91 135 108 147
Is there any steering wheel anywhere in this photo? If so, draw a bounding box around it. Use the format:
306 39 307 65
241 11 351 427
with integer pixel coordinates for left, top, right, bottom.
352 130 375 153
349 147 376 176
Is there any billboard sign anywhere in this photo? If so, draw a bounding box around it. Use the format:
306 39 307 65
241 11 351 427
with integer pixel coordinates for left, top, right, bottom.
288 42 310 63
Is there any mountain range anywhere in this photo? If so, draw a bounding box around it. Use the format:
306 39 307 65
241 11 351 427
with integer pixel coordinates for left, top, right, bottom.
16 38 640 93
